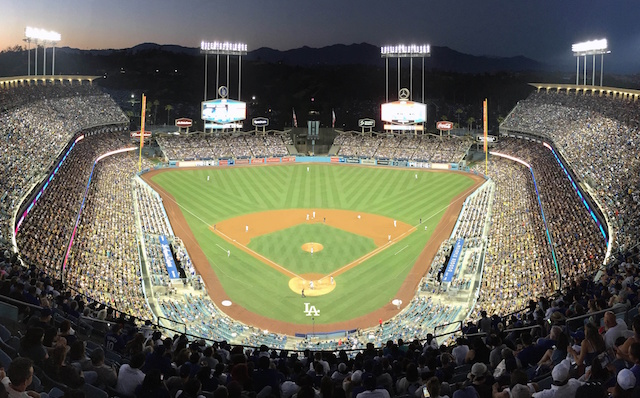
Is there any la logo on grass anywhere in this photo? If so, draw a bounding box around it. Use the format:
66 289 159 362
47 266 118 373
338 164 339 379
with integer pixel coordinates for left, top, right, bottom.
303 303 320 316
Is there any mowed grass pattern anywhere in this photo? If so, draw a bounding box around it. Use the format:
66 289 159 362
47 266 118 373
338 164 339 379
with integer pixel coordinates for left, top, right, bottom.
248 224 376 276
150 164 475 325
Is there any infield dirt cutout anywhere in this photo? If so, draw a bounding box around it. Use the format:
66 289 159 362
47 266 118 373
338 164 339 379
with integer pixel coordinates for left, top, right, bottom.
301 242 323 253
210 209 414 296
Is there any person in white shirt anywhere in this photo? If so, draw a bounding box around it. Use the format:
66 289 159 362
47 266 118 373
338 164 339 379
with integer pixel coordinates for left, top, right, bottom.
532 359 582 398
604 311 632 351
116 352 146 396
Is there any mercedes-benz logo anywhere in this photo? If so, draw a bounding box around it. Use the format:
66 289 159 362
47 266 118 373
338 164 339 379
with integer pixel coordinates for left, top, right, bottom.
218 86 228 98
399 88 410 100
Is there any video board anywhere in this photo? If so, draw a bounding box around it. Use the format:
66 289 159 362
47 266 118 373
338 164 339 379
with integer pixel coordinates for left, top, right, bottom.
381 101 426 124
201 99 246 123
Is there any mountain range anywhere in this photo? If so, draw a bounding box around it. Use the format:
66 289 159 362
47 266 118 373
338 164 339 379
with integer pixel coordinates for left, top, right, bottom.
45 42 547 74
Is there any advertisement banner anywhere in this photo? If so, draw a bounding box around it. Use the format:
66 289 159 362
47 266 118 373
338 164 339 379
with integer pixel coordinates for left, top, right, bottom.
266 157 281 163
361 159 376 165
282 157 295 163
396 160 408 167
236 158 250 164
219 160 228 166
159 235 180 280
251 158 265 164
431 163 451 170
377 159 389 166
442 238 464 283
330 157 341 163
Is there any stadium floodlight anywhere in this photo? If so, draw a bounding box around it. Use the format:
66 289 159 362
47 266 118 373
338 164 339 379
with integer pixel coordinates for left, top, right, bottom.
380 44 431 104
572 39 607 55
24 26 62 76
380 44 430 58
200 41 247 55
572 38 609 87
25 26 61 42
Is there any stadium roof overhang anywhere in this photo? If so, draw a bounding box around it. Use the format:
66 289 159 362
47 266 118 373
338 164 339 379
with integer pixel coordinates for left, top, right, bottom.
529 83 640 100
0 75 100 88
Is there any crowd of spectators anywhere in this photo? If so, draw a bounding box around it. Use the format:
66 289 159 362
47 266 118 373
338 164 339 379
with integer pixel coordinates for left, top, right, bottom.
502 90 640 253
473 157 557 317
156 133 291 160
16 133 130 280
0 82 128 249
492 138 606 283
135 179 174 237
64 152 154 321
334 134 471 163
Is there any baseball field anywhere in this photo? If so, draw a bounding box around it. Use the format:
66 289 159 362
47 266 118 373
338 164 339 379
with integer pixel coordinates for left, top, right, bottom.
145 163 483 334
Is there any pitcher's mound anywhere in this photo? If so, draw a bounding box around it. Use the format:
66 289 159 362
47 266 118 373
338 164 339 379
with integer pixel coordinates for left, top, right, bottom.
301 242 324 253
289 273 336 296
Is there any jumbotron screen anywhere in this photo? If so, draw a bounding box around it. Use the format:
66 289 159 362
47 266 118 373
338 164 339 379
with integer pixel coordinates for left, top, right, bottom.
381 101 427 124
201 99 246 123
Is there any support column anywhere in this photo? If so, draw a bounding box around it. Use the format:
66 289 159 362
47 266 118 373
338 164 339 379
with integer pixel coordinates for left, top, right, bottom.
204 54 208 101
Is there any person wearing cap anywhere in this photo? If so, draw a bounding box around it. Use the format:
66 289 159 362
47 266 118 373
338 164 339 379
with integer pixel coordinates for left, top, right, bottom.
609 368 636 398
343 370 363 398
331 363 351 385
466 362 492 398
532 359 582 398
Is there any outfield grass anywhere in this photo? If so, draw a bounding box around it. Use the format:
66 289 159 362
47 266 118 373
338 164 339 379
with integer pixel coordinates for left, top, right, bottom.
150 164 475 325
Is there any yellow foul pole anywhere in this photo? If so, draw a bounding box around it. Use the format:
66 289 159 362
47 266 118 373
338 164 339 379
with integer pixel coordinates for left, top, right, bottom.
138 94 146 172
483 98 488 175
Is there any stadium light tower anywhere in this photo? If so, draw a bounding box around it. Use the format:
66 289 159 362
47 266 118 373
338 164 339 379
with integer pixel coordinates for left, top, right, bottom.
572 39 609 87
24 26 61 76
200 41 248 102
381 44 431 102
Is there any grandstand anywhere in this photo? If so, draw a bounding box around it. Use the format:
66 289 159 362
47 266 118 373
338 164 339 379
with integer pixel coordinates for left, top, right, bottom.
1 79 640 398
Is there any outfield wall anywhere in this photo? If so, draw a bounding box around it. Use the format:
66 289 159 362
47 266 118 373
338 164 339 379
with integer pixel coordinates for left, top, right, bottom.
151 155 483 177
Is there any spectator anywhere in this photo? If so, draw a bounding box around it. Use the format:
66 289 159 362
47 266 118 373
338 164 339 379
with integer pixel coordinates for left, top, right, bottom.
116 352 146 396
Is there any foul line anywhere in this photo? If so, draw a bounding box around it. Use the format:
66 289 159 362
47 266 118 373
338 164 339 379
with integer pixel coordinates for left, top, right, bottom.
395 245 409 255
215 244 228 253
212 227 305 280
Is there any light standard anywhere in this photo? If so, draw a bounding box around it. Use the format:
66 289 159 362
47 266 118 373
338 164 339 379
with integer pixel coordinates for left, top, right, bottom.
572 39 609 86
381 44 431 103
24 26 61 76
200 41 248 102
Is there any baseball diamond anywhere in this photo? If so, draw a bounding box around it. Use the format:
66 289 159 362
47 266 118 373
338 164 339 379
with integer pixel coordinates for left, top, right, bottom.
144 163 484 334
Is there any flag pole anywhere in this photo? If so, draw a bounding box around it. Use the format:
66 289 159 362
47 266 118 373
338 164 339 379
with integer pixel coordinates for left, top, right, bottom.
138 94 146 172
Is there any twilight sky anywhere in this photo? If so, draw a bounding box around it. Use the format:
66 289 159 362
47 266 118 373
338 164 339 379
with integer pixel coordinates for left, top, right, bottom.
3 0 640 73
